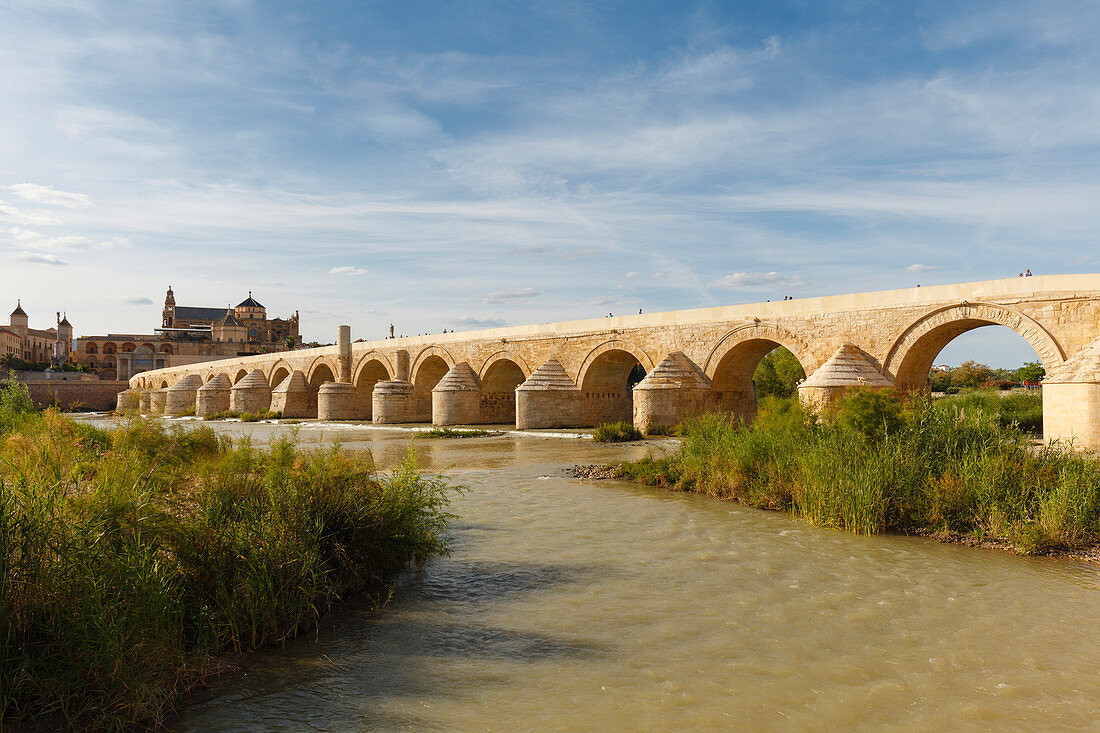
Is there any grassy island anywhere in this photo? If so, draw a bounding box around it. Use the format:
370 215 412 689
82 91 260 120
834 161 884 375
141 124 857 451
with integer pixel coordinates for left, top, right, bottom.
620 389 1100 554
0 376 457 730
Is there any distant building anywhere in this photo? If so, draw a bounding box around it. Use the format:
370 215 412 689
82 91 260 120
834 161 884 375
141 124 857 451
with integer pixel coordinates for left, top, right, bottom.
71 286 302 380
1 301 72 364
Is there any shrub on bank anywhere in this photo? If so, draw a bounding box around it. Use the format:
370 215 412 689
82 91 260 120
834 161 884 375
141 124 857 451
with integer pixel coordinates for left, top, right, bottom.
593 421 644 442
618 389 1098 554
0 405 456 730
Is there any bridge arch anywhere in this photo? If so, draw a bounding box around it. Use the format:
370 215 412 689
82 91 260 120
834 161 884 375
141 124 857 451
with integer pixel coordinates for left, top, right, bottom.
411 346 455 422
479 351 531 424
306 358 339 417
410 345 456 381
232 368 249 384
704 323 813 423
353 352 393 420
268 359 293 388
884 302 1066 391
577 339 655 425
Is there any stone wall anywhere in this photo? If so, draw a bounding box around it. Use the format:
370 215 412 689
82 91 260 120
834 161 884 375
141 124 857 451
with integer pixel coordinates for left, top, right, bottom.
25 381 128 411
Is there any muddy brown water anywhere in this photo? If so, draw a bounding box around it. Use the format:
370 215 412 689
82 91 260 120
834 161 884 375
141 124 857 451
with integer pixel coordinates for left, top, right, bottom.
89 419 1100 731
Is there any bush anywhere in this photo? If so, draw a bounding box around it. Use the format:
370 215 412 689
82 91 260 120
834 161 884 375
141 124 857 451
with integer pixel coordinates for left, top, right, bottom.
0 413 457 729
618 393 1091 554
593 421 644 442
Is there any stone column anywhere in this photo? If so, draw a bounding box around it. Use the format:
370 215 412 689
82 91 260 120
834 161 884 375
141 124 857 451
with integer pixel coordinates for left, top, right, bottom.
632 352 712 433
337 325 352 383
797 344 893 412
196 374 232 417
164 374 203 416
230 369 271 415
1043 337 1100 451
318 381 356 420
270 370 310 418
395 349 409 381
516 358 584 429
432 362 481 425
372 380 415 424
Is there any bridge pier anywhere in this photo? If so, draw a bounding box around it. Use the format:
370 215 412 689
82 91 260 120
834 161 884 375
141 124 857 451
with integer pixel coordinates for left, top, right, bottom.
271 371 310 418
230 369 271 414
115 389 138 413
373 380 415 423
516 358 585 429
318 382 356 420
139 390 152 413
150 388 168 414
196 374 232 416
1044 337 1100 451
798 344 893 411
632 352 712 433
432 363 482 425
165 375 203 416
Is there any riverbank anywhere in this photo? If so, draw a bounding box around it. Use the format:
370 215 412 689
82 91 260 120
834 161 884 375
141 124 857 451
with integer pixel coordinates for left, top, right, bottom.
615 390 1100 556
0 378 458 730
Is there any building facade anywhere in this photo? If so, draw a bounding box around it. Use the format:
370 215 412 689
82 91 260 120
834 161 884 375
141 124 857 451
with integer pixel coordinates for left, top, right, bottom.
1 302 72 365
73 287 302 380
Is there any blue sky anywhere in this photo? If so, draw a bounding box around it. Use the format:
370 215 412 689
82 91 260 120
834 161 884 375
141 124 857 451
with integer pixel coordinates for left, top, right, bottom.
2 0 1098 366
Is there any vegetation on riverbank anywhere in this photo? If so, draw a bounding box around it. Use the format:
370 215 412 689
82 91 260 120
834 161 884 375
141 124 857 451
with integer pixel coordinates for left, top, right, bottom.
593 421 644 442
0 375 457 730
618 389 1099 554
422 427 496 438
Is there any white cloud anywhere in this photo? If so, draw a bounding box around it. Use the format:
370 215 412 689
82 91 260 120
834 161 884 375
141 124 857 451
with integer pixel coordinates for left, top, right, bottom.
15 252 67 266
585 296 615 306
905 264 939 273
8 183 90 209
8 226 125 252
453 316 507 329
329 266 367 276
121 296 154 305
0 203 63 226
482 287 539 304
707 272 807 289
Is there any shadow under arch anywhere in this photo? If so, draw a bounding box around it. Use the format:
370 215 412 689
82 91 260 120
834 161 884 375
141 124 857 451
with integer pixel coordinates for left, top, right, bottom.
576 339 655 425
884 302 1066 391
267 359 294 388
479 351 531 425
703 323 813 424
353 353 393 420
411 348 454 422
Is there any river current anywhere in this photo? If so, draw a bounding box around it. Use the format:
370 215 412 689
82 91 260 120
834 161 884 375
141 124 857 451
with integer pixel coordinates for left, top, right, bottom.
161 422 1100 731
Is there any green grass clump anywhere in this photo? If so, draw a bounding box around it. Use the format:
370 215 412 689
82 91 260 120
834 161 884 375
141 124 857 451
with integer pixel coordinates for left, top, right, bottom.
0 393 457 729
939 389 1043 434
619 389 1100 553
203 410 240 420
423 427 491 438
593 421 644 442
644 423 681 437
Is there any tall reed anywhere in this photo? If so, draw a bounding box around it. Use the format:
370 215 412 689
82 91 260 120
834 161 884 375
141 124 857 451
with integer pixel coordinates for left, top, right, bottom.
619 389 1100 553
0 402 457 730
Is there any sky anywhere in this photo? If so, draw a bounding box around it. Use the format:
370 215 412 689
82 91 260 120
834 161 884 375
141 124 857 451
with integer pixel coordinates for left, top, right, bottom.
2 0 1099 367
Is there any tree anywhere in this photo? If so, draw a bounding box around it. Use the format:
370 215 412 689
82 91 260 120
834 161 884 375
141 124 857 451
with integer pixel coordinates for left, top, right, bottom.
753 347 806 399
950 360 994 389
1016 361 1045 383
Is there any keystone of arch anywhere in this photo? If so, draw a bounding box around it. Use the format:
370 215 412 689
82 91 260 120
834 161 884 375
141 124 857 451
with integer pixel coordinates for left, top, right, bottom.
478 350 532 381
882 301 1066 379
352 350 395 383
702 323 815 381
575 339 656 389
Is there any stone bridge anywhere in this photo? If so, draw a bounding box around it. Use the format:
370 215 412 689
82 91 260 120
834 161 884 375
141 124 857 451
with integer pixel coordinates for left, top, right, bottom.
124 274 1100 449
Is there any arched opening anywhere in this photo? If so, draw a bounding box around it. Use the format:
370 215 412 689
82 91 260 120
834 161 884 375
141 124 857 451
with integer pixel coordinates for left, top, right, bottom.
412 355 450 422
88 357 97 368
159 380 168 389
159 344 173 354
86 343 98 355
270 366 290 389
580 349 646 425
103 342 116 355
481 359 526 424
121 343 135 353
710 339 807 424
233 369 249 384
308 363 336 417
354 359 391 420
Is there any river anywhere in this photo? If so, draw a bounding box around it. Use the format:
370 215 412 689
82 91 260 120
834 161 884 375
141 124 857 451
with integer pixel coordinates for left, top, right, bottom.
156 421 1100 731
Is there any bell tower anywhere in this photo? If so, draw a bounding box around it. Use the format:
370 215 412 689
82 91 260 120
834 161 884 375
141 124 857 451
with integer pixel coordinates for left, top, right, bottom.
162 285 176 328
